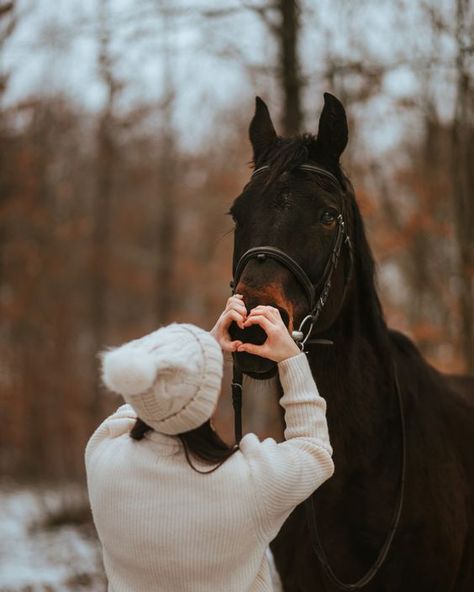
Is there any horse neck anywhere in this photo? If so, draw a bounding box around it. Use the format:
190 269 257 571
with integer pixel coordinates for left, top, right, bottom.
307 283 398 474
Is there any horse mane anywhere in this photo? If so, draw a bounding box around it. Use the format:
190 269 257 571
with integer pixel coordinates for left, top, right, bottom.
347 184 390 351
389 328 426 361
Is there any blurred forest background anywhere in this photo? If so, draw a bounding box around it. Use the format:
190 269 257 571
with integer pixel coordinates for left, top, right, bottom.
1 0 474 479
0 0 474 590
0 0 473 587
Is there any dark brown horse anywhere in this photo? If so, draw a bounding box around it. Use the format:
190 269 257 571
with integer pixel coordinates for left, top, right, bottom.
228 94 474 591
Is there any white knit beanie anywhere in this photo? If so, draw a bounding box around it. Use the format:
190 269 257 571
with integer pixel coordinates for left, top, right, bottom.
100 324 223 435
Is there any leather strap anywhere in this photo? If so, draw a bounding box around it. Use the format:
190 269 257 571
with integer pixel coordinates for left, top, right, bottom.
303 362 406 590
231 365 243 443
252 163 342 188
232 246 316 310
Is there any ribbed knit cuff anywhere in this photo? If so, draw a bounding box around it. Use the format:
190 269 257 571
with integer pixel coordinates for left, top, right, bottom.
277 353 330 448
278 353 317 399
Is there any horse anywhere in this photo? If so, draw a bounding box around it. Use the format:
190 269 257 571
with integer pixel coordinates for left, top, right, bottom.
228 93 474 591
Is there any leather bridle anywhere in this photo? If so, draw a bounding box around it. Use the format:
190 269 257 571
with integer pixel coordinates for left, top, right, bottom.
228 163 406 590
231 164 354 349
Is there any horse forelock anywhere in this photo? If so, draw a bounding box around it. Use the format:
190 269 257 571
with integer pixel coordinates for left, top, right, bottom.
254 134 345 190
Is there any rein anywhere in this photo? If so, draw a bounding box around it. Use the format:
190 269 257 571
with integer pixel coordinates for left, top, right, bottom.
229 163 406 590
304 362 406 590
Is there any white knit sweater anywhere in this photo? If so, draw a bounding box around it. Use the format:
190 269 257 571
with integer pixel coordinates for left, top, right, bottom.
85 353 334 592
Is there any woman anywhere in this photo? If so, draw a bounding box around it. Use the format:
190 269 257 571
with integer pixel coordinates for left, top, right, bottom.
85 296 334 592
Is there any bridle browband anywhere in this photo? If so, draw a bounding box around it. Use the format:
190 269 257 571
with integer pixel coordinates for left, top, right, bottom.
229 162 406 591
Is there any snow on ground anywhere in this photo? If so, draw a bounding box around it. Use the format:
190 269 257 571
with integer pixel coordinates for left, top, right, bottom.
0 484 105 591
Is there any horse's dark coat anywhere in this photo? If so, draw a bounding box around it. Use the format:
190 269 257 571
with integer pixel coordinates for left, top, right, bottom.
229 94 474 591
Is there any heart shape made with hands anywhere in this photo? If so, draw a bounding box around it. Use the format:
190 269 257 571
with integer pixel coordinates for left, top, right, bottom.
229 320 276 377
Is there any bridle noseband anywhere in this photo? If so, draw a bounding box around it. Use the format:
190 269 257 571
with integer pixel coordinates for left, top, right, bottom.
230 163 354 349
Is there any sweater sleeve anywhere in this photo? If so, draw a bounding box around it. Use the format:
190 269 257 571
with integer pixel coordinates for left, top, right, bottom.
240 353 334 539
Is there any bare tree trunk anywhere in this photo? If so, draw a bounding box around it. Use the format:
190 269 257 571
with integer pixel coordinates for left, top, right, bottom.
155 1 177 324
452 0 474 372
90 0 119 416
0 1 16 291
277 0 303 135
155 136 177 324
243 1 303 134
0 2 18 474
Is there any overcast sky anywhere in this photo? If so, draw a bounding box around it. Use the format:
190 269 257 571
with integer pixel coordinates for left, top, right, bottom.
2 0 459 156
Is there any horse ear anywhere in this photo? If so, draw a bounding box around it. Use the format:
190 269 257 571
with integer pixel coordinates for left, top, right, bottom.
249 97 277 163
316 93 348 162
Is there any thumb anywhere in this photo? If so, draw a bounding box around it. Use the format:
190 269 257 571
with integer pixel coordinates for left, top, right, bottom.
237 342 267 357
222 339 243 353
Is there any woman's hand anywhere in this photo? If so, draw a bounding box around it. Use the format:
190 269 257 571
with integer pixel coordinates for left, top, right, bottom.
210 294 247 352
237 306 301 363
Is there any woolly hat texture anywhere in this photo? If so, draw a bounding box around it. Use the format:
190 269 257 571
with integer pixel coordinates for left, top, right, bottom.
101 324 223 435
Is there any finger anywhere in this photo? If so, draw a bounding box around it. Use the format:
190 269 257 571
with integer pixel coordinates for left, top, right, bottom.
223 309 246 330
227 294 244 304
270 307 282 320
226 298 247 314
243 314 274 333
246 309 278 326
226 296 239 308
221 339 243 353
219 325 242 347
228 294 245 303
249 305 280 321
237 342 269 356
228 301 247 315
265 306 282 322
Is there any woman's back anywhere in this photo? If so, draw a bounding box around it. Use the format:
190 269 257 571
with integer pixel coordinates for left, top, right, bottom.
86 404 273 592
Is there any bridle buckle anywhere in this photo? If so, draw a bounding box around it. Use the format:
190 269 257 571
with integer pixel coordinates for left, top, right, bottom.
292 314 315 349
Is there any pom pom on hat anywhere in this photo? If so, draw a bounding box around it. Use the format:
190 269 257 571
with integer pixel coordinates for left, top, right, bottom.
102 347 158 397
99 324 223 435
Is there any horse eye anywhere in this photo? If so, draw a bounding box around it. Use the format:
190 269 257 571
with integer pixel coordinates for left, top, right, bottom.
320 210 337 226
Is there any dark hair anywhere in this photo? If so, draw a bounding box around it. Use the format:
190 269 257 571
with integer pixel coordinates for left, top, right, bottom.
130 418 238 474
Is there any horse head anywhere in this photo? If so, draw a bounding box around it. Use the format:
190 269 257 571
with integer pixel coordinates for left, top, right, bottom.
229 93 358 378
